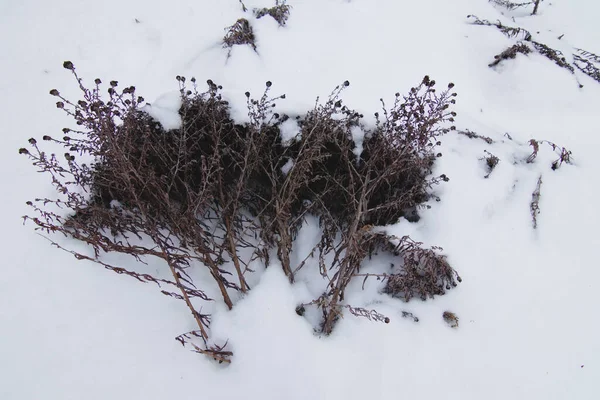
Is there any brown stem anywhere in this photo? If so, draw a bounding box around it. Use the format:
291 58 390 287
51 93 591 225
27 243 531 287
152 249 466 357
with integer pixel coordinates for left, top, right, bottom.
225 216 249 292
322 289 341 335
204 255 234 310
276 218 294 283
532 0 540 15
156 241 209 341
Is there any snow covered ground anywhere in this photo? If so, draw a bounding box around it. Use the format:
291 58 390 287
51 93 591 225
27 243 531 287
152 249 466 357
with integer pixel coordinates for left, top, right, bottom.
1 0 599 398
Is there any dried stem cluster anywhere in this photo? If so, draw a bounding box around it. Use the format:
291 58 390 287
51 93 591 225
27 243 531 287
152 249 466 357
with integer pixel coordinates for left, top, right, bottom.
21 63 461 360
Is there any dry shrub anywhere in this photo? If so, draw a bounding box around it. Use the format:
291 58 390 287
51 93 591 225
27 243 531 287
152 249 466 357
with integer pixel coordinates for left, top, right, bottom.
288 77 460 334
457 129 494 144
467 15 532 41
530 175 543 229
21 62 461 359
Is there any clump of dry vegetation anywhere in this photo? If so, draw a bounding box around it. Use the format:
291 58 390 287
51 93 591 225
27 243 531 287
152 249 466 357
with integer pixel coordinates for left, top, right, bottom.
21 62 461 361
223 18 257 56
442 311 459 328
489 42 531 68
254 1 291 27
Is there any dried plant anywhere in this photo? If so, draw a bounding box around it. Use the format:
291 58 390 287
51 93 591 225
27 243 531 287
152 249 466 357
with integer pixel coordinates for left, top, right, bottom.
526 139 572 170
401 311 419 322
223 18 257 56
489 0 540 15
530 175 542 229
21 63 267 362
573 48 600 83
289 77 460 334
442 311 459 328
530 41 574 73
254 1 291 27
467 15 532 41
457 129 494 144
481 150 500 178
21 64 462 358
489 42 531 68
468 14 600 85
379 236 461 302
489 0 535 10
488 0 543 15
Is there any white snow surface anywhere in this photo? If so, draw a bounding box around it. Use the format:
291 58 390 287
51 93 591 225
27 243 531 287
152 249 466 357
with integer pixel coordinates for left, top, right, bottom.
142 91 183 130
279 117 301 144
2 0 600 399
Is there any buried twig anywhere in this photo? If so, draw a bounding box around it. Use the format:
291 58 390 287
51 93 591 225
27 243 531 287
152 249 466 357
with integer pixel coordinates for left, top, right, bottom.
530 175 543 229
176 331 233 363
457 129 494 144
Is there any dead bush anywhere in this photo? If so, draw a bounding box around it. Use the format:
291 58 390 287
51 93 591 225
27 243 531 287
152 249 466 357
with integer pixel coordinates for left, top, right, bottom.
21 63 461 359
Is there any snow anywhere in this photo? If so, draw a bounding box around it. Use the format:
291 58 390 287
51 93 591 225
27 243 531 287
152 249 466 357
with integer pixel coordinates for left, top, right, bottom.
350 125 364 160
279 117 300 144
142 91 183 130
2 0 600 399
281 158 294 175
